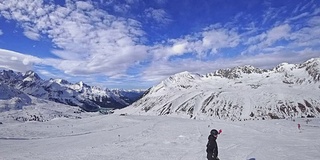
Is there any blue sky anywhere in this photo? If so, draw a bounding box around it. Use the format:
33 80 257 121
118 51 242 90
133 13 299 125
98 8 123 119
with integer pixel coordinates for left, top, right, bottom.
0 0 319 89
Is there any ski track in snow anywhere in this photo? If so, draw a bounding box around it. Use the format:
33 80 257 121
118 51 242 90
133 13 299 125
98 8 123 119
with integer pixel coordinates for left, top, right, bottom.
0 114 320 160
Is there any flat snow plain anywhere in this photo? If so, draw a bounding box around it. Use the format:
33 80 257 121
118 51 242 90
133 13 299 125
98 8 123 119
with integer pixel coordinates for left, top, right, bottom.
1 114 319 160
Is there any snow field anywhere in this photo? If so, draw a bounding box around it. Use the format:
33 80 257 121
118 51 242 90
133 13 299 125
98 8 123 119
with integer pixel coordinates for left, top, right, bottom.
0 114 319 160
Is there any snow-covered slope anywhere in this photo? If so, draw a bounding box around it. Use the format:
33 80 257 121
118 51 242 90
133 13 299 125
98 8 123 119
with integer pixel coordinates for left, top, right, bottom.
0 70 144 112
0 96 97 123
1 114 319 160
120 58 320 120
0 77 100 122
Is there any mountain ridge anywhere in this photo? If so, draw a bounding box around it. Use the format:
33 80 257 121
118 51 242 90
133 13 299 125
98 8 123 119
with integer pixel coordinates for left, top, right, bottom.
119 58 320 120
0 70 145 112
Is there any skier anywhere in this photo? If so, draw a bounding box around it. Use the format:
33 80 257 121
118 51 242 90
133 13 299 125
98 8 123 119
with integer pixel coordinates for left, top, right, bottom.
206 129 219 160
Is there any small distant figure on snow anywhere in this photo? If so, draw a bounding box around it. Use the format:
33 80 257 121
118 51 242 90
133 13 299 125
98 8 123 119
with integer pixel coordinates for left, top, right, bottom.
297 123 301 130
306 119 311 124
206 129 220 160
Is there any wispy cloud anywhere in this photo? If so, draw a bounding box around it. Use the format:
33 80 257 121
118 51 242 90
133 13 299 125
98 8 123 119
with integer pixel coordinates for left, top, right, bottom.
144 8 172 26
244 24 291 55
287 12 310 22
289 16 320 48
102 0 139 15
261 6 285 25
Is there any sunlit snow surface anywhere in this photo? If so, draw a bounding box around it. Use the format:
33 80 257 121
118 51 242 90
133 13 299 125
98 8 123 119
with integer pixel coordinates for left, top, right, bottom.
0 113 319 160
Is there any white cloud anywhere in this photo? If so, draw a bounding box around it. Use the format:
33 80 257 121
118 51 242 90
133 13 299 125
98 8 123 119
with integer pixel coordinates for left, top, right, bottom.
243 24 291 55
287 12 310 22
113 4 130 14
201 26 240 53
144 8 171 25
23 28 41 40
75 1 94 10
0 49 42 72
245 33 266 45
262 7 280 25
308 16 320 26
313 8 320 15
172 42 188 54
265 24 291 46
289 16 320 47
0 29 3 35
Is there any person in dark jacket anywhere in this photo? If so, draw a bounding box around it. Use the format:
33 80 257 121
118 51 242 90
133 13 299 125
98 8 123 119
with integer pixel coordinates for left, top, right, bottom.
206 129 219 160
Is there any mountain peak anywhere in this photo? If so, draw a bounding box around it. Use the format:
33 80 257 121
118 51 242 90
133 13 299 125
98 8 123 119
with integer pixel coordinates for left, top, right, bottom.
167 71 200 82
274 62 297 72
213 65 267 79
234 65 267 74
77 81 89 87
0 70 23 81
53 78 71 85
23 70 41 81
301 58 320 81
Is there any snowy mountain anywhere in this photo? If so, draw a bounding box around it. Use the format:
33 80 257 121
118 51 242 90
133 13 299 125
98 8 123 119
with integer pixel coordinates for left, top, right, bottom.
0 70 144 112
120 58 320 120
0 83 31 112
